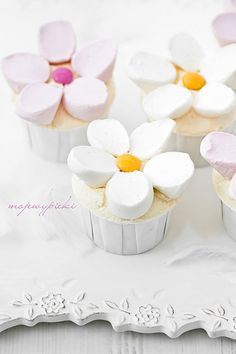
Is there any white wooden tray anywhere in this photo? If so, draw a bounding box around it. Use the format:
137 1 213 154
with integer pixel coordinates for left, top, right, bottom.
2 36 236 339
1 168 236 339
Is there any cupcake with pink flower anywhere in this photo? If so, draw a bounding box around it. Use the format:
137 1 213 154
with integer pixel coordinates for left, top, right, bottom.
2 21 116 162
68 118 194 255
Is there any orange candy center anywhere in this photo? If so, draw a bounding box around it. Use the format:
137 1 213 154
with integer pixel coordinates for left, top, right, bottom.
182 72 206 90
117 154 141 172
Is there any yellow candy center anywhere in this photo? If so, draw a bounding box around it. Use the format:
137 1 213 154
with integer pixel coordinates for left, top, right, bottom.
182 72 206 90
117 154 141 172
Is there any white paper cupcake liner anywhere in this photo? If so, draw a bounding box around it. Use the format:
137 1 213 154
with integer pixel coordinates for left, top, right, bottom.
23 120 88 163
80 205 171 255
221 201 236 241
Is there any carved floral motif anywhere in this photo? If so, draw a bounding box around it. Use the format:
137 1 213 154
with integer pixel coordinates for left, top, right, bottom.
134 304 160 326
41 293 65 315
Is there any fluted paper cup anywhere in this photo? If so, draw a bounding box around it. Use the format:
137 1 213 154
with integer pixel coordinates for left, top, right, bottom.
213 169 236 241
80 205 171 255
221 202 236 240
23 120 88 163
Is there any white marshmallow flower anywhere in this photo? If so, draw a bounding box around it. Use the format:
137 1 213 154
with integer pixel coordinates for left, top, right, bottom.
68 119 194 220
128 33 236 121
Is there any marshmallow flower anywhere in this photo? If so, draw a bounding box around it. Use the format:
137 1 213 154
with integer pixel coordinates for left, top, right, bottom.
68 119 194 220
2 21 116 125
200 131 236 199
128 33 236 121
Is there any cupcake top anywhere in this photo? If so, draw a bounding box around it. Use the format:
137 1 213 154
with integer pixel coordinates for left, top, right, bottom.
68 119 194 220
128 33 236 136
2 21 117 126
201 131 236 208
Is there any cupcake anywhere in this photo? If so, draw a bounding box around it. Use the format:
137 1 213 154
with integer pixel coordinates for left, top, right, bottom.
67 118 194 255
201 131 236 240
2 21 116 162
127 33 236 167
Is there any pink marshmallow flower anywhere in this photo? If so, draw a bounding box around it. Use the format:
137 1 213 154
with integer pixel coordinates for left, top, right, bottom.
2 21 117 125
200 131 236 199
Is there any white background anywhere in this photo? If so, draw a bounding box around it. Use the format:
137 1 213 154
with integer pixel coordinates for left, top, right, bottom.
1 0 236 352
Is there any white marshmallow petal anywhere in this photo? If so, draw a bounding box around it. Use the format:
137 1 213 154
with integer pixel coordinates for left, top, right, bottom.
87 119 129 156
2 53 50 93
67 146 118 188
193 83 236 117
169 32 204 72
16 83 63 125
39 21 76 63
142 84 192 120
71 39 116 82
129 119 176 160
63 77 108 121
200 44 236 89
143 152 194 199
127 51 176 91
105 171 154 219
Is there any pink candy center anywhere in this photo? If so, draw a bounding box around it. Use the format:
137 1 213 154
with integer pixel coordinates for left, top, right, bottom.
52 67 73 85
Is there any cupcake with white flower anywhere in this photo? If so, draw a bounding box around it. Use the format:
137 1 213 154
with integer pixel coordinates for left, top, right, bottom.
201 131 236 240
68 118 194 255
2 21 116 162
128 33 236 167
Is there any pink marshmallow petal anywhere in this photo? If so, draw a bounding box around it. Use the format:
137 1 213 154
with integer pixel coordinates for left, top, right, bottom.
229 172 236 199
63 77 108 121
2 53 50 93
223 0 236 11
225 0 236 11
212 12 236 46
16 82 63 125
39 21 76 63
71 39 116 82
200 131 236 178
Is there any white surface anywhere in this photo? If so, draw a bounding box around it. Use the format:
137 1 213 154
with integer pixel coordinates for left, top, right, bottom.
1 0 236 353
0 322 235 354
